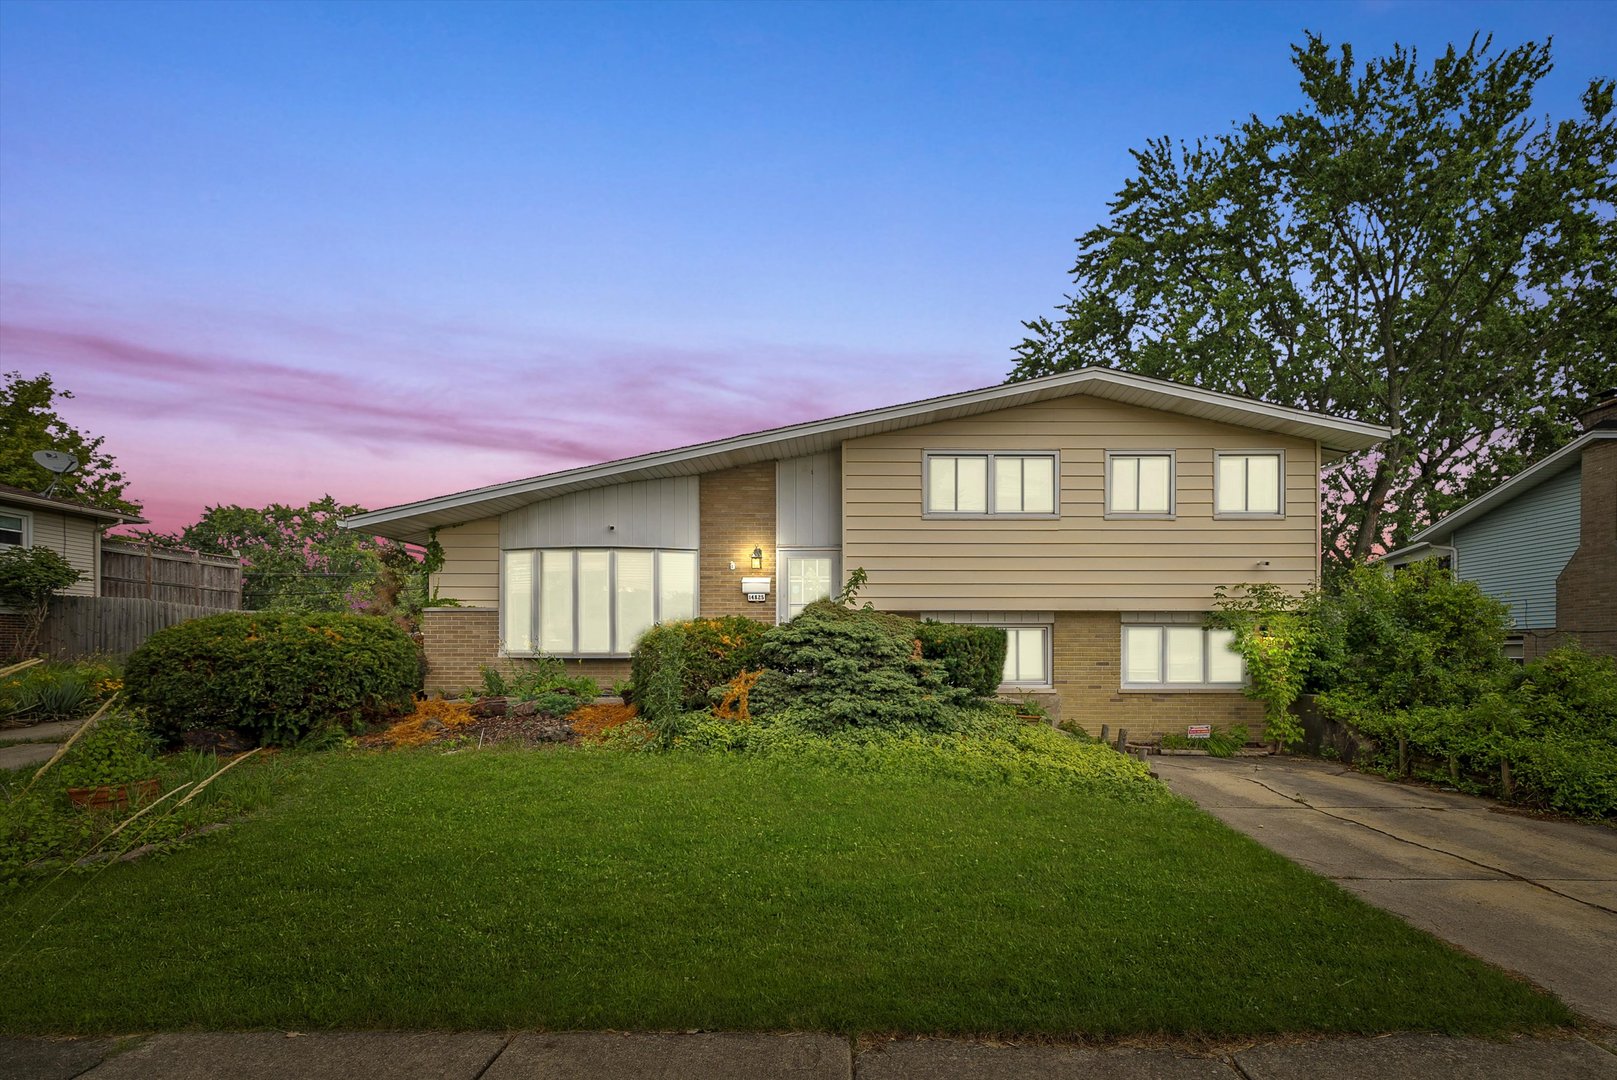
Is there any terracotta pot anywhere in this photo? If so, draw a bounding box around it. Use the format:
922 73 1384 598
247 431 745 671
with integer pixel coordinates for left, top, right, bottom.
68 778 160 811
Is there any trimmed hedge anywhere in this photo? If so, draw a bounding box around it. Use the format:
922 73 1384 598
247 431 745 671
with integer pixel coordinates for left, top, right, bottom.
748 601 961 732
125 612 421 746
629 616 769 735
916 621 1008 697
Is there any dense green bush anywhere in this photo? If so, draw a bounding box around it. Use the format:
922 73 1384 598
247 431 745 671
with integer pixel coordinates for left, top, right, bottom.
1314 561 1513 729
125 612 421 746
747 601 961 732
915 621 1008 697
673 704 1167 800
629 616 769 739
55 710 162 788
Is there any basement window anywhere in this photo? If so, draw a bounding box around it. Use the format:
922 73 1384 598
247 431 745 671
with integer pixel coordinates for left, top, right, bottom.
1122 625 1245 689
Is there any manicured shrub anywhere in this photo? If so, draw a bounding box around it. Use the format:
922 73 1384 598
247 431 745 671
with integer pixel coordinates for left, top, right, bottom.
747 601 961 732
629 616 768 739
915 621 1008 697
125 611 421 746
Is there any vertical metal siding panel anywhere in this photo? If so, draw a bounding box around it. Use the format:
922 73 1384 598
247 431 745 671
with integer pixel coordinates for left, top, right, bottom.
777 452 842 548
501 478 699 550
1453 465 1581 628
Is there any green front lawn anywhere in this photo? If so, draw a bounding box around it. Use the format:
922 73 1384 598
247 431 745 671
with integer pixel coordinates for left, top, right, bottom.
0 749 1569 1036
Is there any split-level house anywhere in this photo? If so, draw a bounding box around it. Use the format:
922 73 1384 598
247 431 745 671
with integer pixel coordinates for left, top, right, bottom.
1379 391 1617 661
347 368 1388 734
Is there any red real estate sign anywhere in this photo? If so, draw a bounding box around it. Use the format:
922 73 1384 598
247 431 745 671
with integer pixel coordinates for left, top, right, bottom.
1187 725 1212 739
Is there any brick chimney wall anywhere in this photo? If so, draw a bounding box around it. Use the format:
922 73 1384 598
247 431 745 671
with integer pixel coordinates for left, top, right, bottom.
1553 432 1617 658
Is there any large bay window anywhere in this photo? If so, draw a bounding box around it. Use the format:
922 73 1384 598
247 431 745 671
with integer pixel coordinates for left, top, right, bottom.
925 452 1057 516
1215 451 1284 516
502 548 696 656
1122 625 1244 688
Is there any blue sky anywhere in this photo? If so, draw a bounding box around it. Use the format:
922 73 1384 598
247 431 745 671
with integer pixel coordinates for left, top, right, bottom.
1 1 1612 529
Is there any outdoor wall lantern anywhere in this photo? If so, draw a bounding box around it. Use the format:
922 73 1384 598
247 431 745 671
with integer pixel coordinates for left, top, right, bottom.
751 546 764 569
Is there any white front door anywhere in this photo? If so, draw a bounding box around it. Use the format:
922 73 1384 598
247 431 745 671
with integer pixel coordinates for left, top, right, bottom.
779 550 837 622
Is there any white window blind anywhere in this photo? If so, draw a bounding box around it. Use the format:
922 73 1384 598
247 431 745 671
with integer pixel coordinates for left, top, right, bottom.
500 548 698 657
1108 454 1173 515
926 453 1056 516
1216 452 1283 515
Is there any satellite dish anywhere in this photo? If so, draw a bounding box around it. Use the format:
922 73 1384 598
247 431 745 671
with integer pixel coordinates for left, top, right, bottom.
32 450 79 496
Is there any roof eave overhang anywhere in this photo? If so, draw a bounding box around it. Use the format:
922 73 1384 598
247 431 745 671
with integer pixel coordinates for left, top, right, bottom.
0 490 147 525
1408 430 1612 545
344 367 1392 544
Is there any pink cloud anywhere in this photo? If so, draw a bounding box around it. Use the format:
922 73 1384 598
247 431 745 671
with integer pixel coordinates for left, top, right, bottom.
0 289 997 533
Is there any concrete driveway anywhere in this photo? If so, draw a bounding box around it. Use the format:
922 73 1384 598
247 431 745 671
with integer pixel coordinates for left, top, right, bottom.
1154 755 1617 1028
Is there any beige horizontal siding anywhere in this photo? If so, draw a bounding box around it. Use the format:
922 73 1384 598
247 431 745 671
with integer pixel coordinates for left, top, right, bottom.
842 395 1319 611
430 518 499 607
4 506 98 596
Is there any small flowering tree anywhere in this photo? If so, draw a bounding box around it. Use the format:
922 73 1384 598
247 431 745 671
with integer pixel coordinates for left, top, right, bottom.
0 546 82 658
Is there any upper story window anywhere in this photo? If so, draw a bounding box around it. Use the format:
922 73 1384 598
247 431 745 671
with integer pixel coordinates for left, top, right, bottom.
1107 452 1175 516
1215 451 1284 517
924 452 1057 517
0 511 28 547
502 548 696 657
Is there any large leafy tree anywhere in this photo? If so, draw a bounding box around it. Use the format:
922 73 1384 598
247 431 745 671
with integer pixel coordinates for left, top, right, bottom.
0 371 142 517
129 496 424 615
1012 35 1616 568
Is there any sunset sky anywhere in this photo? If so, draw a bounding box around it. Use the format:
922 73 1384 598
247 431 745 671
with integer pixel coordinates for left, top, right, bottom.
2 0 1613 533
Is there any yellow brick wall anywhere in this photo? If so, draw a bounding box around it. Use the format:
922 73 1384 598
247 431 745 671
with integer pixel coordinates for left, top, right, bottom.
1052 611 1263 738
420 609 629 696
698 462 777 623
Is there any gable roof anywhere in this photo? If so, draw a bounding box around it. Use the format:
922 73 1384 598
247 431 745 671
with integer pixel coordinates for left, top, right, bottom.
1380 430 1614 560
345 366 1391 544
0 482 148 525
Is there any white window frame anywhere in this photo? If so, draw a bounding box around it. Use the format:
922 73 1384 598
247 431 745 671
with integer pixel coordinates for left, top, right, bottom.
499 547 699 658
922 451 1060 519
0 507 32 548
1214 450 1286 519
777 548 840 624
1104 450 1177 519
997 624 1053 689
1120 624 1246 690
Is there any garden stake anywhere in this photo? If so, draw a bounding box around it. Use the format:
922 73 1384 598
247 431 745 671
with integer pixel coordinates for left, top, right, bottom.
0 657 44 679
23 694 118 792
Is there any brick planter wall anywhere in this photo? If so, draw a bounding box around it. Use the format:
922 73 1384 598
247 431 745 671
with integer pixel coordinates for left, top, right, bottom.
698 462 777 623
1051 611 1263 738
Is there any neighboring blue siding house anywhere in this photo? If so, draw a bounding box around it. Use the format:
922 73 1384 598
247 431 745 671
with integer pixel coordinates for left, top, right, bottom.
1380 399 1616 661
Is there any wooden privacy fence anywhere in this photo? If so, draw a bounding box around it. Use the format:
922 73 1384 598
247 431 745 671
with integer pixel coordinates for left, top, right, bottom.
101 541 243 610
40 595 225 659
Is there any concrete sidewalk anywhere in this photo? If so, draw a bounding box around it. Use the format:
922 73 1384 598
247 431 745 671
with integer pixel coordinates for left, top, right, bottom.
1154 755 1617 1028
3 1030 1614 1080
